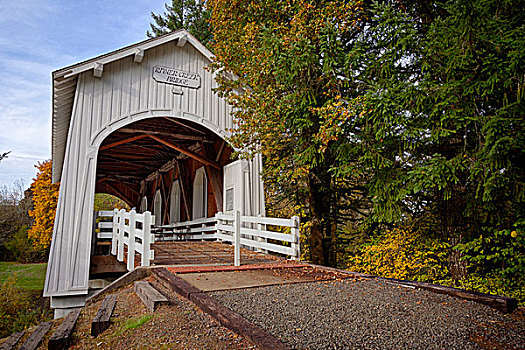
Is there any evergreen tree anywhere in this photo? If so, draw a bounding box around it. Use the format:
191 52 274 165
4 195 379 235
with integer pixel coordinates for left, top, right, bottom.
148 0 212 47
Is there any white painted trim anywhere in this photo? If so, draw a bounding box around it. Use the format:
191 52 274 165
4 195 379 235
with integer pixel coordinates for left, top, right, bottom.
170 180 181 224
57 30 214 79
89 109 231 150
154 190 162 226
192 166 207 220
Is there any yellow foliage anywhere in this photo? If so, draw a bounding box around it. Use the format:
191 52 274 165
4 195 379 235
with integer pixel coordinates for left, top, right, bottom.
346 227 449 282
28 160 59 252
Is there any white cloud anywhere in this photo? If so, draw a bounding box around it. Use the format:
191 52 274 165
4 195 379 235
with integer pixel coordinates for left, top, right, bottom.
0 0 168 187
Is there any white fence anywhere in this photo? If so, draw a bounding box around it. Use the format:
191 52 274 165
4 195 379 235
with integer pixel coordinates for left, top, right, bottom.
98 209 155 271
215 211 300 265
98 209 300 269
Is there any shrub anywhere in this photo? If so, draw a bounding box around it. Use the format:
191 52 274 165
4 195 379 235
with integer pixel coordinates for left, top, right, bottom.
346 226 449 282
453 221 525 304
6 225 41 262
0 274 51 338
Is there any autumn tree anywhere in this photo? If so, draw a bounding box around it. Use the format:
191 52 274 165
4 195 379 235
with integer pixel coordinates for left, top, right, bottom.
148 0 213 46
28 160 59 253
209 0 368 265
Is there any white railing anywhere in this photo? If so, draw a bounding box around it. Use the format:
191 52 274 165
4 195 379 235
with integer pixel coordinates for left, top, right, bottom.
215 211 300 265
100 209 300 269
156 211 301 265
99 209 155 271
155 216 217 241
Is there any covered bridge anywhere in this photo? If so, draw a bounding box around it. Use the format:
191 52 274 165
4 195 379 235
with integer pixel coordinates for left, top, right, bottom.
44 30 274 315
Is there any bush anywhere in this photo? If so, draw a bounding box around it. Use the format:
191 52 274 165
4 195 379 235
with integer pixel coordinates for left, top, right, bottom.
345 226 450 282
344 222 525 306
6 225 42 263
453 221 525 304
0 274 51 338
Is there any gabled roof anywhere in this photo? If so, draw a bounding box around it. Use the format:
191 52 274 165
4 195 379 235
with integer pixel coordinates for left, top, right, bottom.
52 29 214 182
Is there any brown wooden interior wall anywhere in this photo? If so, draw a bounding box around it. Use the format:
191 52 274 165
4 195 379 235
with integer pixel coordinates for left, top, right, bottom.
94 117 234 225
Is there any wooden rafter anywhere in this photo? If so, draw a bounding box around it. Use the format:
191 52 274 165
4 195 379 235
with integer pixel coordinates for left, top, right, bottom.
163 117 206 135
99 134 149 151
147 135 221 170
215 141 226 162
109 177 141 196
103 182 135 207
118 128 205 141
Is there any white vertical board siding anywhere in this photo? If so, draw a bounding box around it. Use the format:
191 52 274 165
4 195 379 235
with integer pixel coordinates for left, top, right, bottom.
44 39 251 297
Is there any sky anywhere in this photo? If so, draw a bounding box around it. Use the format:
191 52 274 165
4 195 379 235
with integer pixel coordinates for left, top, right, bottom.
0 0 168 189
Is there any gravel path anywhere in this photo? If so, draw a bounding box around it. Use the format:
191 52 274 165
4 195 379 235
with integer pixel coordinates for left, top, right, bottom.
210 279 525 350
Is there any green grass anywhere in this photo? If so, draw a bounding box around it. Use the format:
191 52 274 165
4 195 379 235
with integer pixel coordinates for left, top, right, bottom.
0 262 47 291
123 315 153 330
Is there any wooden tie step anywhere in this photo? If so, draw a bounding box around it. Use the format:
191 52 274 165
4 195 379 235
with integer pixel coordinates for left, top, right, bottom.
0 331 25 350
134 281 169 312
19 321 52 350
48 309 82 350
151 267 289 350
91 294 117 337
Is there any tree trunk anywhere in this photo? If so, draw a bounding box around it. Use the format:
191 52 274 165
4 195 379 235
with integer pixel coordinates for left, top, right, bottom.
307 166 332 265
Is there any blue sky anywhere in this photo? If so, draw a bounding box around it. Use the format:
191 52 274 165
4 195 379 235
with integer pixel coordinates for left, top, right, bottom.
0 0 168 189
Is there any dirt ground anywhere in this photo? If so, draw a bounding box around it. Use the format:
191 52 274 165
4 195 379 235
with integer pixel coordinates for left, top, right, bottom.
24 277 257 350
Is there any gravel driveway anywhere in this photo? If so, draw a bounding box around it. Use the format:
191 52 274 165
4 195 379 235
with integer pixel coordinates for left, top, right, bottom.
210 279 525 350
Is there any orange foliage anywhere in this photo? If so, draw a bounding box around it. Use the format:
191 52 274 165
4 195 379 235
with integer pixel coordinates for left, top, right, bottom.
28 160 59 252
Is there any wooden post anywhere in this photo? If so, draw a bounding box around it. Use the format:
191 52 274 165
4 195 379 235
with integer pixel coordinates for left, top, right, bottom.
111 208 118 256
127 209 136 271
291 216 300 261
91 211 98 256
256 214 266 253
141 211 152 266
215 212 223 242
117 209 125 261
234 210 241 266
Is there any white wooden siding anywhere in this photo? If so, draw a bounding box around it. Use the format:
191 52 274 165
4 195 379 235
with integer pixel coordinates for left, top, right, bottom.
44 36 244 298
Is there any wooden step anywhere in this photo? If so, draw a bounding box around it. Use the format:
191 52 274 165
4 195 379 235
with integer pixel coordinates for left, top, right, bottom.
134 281 169 312
91 294 116 337
0 331 25 350
19 322 52 350
48 309 81 350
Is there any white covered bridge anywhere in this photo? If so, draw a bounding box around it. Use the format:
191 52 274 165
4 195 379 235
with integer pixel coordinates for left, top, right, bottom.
45 30 300 317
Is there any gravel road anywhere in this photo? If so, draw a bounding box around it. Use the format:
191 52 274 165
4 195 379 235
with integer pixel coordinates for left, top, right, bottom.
210 279 525 350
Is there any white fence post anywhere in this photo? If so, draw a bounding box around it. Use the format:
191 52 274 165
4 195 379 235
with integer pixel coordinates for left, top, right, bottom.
291 216 300 260
234 210 241 266
141 211 152 267
256 214 262 253
117 209 125 261
111 208 119 255
127 209 136 271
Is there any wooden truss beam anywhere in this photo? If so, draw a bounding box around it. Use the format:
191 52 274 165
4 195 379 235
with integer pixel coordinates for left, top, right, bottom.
163 117 206 135
147 135 221 170
201 146 223 212
118 128 205 141
102 183 135 207
99 134 149 151
97 177 140 197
